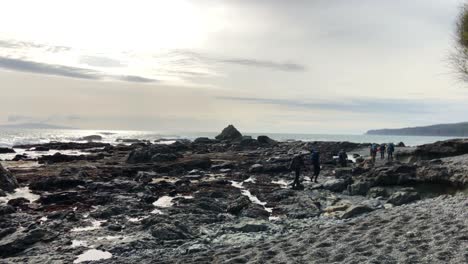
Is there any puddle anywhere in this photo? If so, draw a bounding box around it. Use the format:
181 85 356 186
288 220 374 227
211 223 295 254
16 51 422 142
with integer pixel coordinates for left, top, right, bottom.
73 249 112 263
71 240 88 248
152 195 194 208
71 220 104 232
231 181 274 215
272 179 290 188
0 187 40 204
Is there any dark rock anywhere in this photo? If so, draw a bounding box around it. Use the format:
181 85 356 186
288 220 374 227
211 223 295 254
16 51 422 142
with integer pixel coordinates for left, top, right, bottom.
397 142 406 147
38 191 80 205
340 205 374 219
29 177 85 191
0 227 16 240
193 137 216 144
239 138 260 148
38 153 105 164
215 125 243 141
107 224 123 232
230 223 269 233
127 144 186 164
0 148 15 154
0 163 18 192
151 153 179 162
32 146 49 151
0 190 5 197
348 181 372 196
7 198 30 207
262 164 289 174
334 168 353 178
227 196 251 215
387 191 420 206
0 228 55 257
257 135 277 146
79 135 103 141
396 139 468 162
158 158 212 172
0 205 16 215
249 164 264 173
12 154 29 161
322 179 349 192
150 222 192 241
90 206 127 219
240 204 270 219
367 187 389 198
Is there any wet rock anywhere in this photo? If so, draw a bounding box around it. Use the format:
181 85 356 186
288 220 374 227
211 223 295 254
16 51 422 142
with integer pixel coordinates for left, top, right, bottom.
348 181 372 196
38 191 80 205
158 158 212 172
29 177 85 191
79 135 103 141
397 142 406 147
107 224 123 232
257 135 277 146
12 154 30 161
238 138 260 148
387 191 420 206
227 196 251 215
215 125 243 141
32 146 50 151
0 228 55 257
240 204 270 219
0 163 18 192
0 148 15 154
263 164 289 174
38 153 105 164
0 227 16 240
7 197 30 207
193 137 216 144
340 205 374 219
277 195 321 219
367 187 389 198
151 222 192 241
397 138 468 162
323 179 349 192
127 144 186 164
0 190 5 197
334 168 353 178
0 205 16 215
90 206 127 219
151 153 180 162
229 223 269 233
249 164 264 173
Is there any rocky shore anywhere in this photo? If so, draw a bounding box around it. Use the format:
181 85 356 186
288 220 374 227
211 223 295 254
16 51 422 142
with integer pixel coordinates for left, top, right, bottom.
0 125 467 263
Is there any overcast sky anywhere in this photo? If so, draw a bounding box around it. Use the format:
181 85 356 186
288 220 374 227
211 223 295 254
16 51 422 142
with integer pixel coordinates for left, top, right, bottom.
1 0 467 134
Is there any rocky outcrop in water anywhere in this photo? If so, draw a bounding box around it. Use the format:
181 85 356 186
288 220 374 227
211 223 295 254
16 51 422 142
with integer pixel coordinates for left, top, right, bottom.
215 124 243 141
0 163 18 192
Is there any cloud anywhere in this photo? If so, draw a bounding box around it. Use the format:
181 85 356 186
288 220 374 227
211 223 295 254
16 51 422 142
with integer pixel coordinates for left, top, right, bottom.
7 115 34 123
79 55 125 68
216 96 439 114
166 50 307 72
0 56 158 83
0 39 71 52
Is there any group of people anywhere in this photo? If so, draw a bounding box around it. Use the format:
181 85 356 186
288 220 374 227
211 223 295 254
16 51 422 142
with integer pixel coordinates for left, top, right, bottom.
370 143 395 163
288 143 397 190
289 149 321 189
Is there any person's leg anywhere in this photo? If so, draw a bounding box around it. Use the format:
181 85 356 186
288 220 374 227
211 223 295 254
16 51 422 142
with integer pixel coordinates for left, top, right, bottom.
293 169 300 188
314 166 320 183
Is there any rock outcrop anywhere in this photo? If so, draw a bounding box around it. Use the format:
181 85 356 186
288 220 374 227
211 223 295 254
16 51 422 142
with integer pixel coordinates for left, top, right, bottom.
0 163 18 192
215 125 243 141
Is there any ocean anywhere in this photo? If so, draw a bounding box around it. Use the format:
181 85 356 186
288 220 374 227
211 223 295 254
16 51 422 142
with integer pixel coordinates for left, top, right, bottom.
0 128 463 149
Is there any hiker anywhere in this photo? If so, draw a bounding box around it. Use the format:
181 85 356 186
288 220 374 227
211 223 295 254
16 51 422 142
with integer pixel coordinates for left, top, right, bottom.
387 142 395 161
311 149 320 183
370 144 378 164
289 154 305 189
338 149 347 167
379 144 386 160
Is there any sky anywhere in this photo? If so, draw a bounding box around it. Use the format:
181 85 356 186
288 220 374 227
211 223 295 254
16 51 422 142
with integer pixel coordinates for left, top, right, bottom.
1 0 468 134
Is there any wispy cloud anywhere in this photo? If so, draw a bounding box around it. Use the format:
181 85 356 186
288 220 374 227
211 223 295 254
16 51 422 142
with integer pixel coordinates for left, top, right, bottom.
0 56 159 83
219 58 305 71
0 39 71 52
216 96 439 114
79 55 125 68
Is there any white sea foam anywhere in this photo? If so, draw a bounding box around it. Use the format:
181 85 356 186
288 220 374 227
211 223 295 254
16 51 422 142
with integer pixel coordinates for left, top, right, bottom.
71 220 104 232
0 187 40 204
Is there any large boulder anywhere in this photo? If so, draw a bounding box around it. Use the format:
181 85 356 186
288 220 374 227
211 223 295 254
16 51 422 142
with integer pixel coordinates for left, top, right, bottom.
126 144 186 164
215 125 243 141
387 190 420 206
0 228 56 257
0 148 15 154
257 135 277 146
340 205 374 219
322 179 350 192
150 222 192 241
0 163 18 192
227 196 251 215
396 139 468 162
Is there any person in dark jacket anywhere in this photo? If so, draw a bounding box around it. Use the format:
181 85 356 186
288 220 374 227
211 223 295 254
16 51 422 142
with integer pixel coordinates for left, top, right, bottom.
387 143 395 161
289 154 305 189
338 149 347 167
311 150 320 183
379 144 386 160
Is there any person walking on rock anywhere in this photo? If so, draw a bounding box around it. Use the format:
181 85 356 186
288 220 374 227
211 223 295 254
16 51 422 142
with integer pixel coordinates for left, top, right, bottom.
387 142 395 161
379 144 386 160
370 144 378 164
338 149 348 167
289 154 305 189
311 149 320 183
